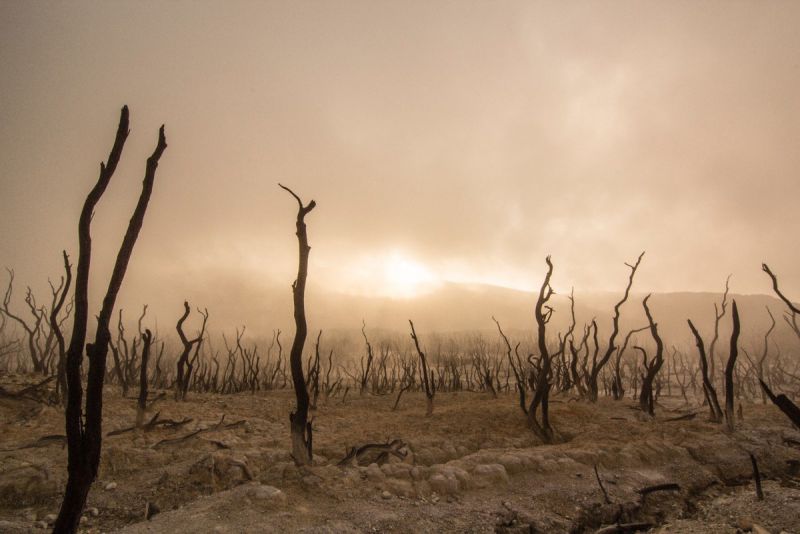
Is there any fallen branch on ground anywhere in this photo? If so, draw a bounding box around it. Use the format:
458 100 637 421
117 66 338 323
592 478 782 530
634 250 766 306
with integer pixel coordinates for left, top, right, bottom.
637 483 680 496
151 414 247 448
338 439 407 466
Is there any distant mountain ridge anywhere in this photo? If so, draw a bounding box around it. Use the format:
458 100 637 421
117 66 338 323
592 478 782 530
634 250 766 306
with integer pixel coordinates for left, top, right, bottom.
118 275 799 350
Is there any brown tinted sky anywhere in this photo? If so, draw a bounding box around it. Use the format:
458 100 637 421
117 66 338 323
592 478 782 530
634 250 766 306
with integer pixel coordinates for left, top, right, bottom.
1 2 799 327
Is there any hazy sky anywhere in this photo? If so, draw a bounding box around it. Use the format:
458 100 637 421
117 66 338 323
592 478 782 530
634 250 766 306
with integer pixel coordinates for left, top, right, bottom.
2 1 800 330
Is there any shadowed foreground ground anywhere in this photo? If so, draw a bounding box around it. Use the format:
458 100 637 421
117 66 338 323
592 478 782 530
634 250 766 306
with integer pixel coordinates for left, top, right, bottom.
1 375 799 533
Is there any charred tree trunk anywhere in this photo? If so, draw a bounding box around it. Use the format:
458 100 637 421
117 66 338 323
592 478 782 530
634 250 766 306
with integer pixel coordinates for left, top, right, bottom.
760 379 800 429
687 319 723 423
136 329 153 427
612 325 648 401
724 300 740 432
493 316 527 414
55 107 166 533
50 252 72 404
762 263 800 340
528 256 555 442
638 295 664 416
360 320 374 395
409 320 435 416
280 184 316 466
587 252 644 401
174 302 208 401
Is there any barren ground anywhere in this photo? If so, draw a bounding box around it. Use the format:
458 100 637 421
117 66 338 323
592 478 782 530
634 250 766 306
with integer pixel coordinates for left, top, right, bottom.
2 374 800 533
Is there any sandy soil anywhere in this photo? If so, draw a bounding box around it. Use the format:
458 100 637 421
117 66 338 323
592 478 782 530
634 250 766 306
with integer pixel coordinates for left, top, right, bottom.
1 374 800 533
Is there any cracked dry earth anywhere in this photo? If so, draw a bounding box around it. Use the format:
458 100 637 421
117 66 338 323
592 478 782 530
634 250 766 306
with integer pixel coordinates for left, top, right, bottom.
1 375 800 533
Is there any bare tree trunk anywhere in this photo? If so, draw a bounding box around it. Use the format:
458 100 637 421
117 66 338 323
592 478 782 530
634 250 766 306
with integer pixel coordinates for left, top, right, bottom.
724 300 740 432
708 276 731 391
588 252 644 401
528 256 555 442
409 320 435 416
360 320 374 395
50 252 72 404
687 319 723 423
280 184 316 466
760 379 800 429
136 329 152 427
54 107 166 533
638 295 664 417
174 302 208 401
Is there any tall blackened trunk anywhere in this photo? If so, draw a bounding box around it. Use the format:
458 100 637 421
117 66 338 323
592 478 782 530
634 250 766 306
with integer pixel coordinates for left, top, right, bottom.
280 184 316 466
687 319 723 423
638 295 664 416
174 301 208 401
724 300 740 432
54 107 166 533
528 256 555 442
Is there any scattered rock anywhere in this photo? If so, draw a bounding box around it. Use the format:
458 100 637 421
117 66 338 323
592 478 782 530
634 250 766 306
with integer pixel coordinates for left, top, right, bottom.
104 481 117 491
471 464 509 488
497 454 523 474
381 490 391 499
246 483 287 507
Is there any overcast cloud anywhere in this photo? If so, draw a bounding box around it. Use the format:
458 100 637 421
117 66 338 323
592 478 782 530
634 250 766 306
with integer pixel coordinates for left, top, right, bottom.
1 1 799 331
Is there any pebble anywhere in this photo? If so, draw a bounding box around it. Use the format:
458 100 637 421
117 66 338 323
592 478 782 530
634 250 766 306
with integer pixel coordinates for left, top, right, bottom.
381 490 391 499
104 481 117 491
44 514 56 525
88 507 100 517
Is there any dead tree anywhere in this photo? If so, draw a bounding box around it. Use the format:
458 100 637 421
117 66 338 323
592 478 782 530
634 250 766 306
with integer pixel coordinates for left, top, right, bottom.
528 256 555 442
55 106 166 532
50 252 72 403
360 320 374 395
409 320 435 416
137 329 153 427
612 325 649 400
638 295 664 416
744 307 775 404
708 276 731 387
280 183 316 466
493 316 527 414
174 301 208 401
687 319 723 423
762 263 800 342
760 379 800 429
110 309 135 397
587 252 644 402
559 289 578 394
724 300 741 432
2 271 46 374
